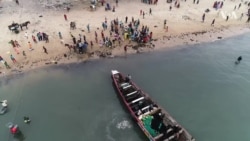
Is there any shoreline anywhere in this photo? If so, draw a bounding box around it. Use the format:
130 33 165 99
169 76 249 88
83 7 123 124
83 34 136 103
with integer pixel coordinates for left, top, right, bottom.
1 0 250 77
1 27 249 79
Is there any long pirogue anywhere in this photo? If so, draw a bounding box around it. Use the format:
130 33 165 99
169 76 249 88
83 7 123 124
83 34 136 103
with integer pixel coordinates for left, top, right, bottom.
111 70 195 141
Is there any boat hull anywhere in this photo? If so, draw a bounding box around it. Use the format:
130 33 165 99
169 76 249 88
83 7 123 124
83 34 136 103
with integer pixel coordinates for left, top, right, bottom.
111 70 195 141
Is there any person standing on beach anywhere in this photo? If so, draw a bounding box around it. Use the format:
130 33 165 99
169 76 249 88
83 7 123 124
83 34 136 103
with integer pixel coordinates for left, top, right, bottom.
10 54 17 64
32 35 37 43
79 34 82 42
22 51 26 57
9 40 16 48
169 5 172 11
87 24 90 33
95 31 98 43
247 16 250 23
202 13 205 22
239 13 243 21
14 40 21 48
193 0 196 4
149 8 152 15
28 42 33 51
211 19 215 26
4 61 11 69
90 41 93 49
15 0 19 5
149 32 153 40
143 11 145 19
238 3 241 9
164 19 167 28
101 30 104 39
125 16 128 23
124 45 127 54
83 35 86 42
116 0 118 7
234 5 237 10
24 32 28 39
43 46 48 54
226 16 229 21
58 32 62 39
64 14 67 21
72 36 76 44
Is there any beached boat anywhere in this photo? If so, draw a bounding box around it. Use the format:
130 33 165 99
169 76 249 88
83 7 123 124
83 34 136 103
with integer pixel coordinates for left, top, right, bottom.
111 70 195 141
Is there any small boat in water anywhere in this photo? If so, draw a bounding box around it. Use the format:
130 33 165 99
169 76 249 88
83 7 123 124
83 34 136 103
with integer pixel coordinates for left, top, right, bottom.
111 70 195 141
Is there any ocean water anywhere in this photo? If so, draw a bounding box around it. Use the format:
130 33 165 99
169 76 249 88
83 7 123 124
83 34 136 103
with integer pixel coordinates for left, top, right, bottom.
1 33 250 141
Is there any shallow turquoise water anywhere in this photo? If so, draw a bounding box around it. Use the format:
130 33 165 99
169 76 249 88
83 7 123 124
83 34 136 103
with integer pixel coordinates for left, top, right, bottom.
1 33 250 141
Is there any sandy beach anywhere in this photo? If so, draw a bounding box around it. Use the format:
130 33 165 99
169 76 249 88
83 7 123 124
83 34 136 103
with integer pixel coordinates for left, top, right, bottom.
0 0 250 76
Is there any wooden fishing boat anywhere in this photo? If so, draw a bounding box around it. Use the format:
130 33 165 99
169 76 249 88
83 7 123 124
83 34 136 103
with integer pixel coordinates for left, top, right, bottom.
111 70 195 141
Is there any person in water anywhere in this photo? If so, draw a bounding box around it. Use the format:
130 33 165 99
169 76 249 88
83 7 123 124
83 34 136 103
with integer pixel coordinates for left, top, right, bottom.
235 56 242 64
125 74 131 82
24 116 31 124
9 124 20 135
9 124 24 139
1 100 7 107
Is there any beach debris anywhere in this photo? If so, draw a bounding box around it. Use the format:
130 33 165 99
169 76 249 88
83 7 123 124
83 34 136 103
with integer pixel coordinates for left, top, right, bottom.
40 0 73 10
96 50 112 58
217 36 222 39
191 30 207 36
10 69 22 73
45 61 57 65
205 9 210 13
182 15 191 20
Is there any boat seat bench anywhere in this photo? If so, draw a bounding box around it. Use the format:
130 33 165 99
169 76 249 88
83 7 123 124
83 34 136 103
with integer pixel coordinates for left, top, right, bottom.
120 82 129 87
126 91 137 96
123 85 131 89
126 94 140 102
130 97 144 104
141 105 150 111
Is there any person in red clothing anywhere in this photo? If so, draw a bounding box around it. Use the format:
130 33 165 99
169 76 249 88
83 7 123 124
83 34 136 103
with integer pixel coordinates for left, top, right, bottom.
64 14 67 21
9 124 19 134
9 124 24 139
149 32 153 40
